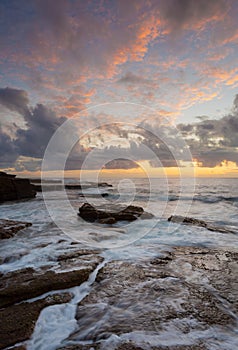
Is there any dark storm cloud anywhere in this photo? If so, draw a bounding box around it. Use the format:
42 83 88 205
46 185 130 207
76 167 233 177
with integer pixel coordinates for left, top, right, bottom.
15 104 66 158
0 87 31 118
177 94 238 166
0 87 66 166
0 127 18 167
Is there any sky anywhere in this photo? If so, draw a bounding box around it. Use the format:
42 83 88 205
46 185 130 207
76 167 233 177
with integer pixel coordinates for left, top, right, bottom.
0 0 238 177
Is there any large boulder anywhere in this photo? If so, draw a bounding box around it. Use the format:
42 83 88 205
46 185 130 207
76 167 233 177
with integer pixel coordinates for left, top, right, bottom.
0 172 36 202
78 203 153 223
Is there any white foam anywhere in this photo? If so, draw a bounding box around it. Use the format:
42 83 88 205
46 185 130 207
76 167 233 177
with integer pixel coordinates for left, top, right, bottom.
27 260 106 350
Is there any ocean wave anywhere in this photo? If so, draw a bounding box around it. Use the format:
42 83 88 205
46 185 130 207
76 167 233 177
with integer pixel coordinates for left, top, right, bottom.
168 194 238 204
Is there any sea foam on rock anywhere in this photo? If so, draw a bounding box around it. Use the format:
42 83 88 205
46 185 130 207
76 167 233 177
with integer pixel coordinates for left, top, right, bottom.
0 251 103 308
0 219 32 240
61 246 238 349
0 292 72 349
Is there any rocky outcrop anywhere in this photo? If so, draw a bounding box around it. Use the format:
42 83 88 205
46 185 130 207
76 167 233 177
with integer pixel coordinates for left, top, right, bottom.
168 215 237 234
0 292 72 349
60 246 238 349
0 244 103 349
0 219 32 240
0 172 36 202
0 251 103 308
0 257 102 308
78 203 154 223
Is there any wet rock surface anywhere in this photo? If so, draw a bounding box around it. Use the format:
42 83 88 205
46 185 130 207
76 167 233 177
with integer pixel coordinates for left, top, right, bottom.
0 219 32 239
0 251 103 308
62 246 238 349
0 292 72 349
168 215 237 234
0 172 36 202
0 246 104 349
57 343 207 350
78 203 154 223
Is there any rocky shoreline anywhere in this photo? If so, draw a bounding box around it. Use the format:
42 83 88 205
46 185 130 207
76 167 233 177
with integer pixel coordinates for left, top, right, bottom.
64 246 238 350
0 216 237 350
0 172 36 202
0 186 238 350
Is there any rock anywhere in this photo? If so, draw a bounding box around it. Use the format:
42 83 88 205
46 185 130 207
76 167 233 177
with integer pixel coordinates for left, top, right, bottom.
98 217 117 224
0 251 103 308
0 173 36 202
0 219 32 240
31 183 42 192
78 203 153 223
0 292 72 349
65 182 112 190
65 184 82 189
63 246 238 349
78 193 109 199
98 182 113 187
101 193 109 197
0 171 16 178
168 215 237 234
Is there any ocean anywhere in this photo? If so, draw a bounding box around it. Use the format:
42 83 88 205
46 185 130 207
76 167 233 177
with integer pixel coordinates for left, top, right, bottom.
0 177 238 349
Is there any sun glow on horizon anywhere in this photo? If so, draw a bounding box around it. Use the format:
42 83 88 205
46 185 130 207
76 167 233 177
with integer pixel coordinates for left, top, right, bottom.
8 158 238 179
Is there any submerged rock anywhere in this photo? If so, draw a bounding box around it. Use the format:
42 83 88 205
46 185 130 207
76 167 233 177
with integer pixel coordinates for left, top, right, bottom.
168 215 237 234
0 219 32 240
61 246 238 349
0 172 36 202
78 203 153 223
0 292 72 349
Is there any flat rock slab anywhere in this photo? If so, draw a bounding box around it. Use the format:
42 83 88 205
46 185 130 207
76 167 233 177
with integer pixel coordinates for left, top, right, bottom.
0 251 103 308
0 292 72 349
0 219 32 240
62 246 238 349
168 215 237 234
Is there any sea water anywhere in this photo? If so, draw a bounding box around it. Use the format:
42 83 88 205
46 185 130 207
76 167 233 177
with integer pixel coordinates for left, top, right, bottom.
1 177 238 349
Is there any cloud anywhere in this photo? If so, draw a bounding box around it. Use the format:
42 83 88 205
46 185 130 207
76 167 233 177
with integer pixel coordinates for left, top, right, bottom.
160 0 227 32
0 87 30 118
117 72 154 85
14 104 66 158
0 87 66 167
104 159 139 170
0 127 18 167
178 94 238 166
